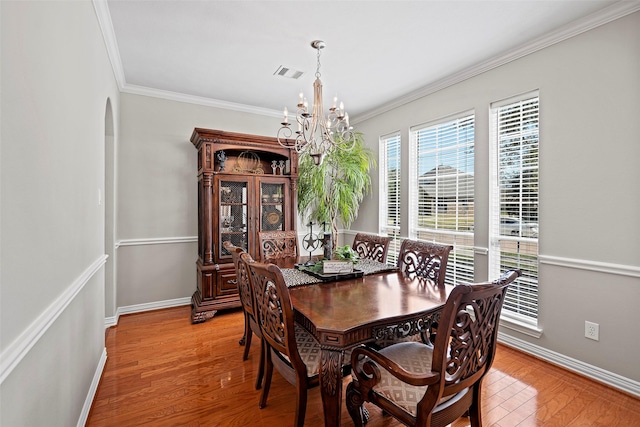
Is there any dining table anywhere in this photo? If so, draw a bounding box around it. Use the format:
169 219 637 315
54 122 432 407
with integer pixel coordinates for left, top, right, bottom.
283 260 454 427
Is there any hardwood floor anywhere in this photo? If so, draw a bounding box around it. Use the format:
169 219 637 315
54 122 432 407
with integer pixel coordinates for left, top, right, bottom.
86 306 640 426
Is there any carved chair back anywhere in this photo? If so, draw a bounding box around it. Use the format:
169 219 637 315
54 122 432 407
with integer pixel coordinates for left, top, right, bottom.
347 270 521 427
225 241 255 318
247 260 323 426
397 239 453 286
247 261 300 365
258 230 299 267
352 233 392 263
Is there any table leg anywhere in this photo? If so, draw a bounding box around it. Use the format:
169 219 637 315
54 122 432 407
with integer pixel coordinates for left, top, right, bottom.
319 347 343 427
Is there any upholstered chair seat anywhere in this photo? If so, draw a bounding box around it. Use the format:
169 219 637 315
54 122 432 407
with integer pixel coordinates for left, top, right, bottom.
365 342 454 415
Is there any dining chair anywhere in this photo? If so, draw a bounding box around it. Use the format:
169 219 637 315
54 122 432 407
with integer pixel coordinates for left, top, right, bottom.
257 230 299 267
352 233 392 264
246 260 349 427
346 270 522 427
379 239 454 346
397 239 453 286
223 241 265 390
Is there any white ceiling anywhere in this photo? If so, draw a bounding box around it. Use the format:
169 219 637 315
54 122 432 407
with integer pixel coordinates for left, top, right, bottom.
101 0 635 121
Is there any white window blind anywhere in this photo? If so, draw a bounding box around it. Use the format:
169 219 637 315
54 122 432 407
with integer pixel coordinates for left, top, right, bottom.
379 133 401 265
409 114 475 285
490 93 539 323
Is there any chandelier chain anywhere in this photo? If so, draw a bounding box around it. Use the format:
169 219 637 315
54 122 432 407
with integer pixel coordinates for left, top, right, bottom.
315 47 322 79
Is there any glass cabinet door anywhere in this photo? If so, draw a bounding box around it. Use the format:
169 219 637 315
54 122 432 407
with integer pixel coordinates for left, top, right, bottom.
260 182 285 231
219 180 248 256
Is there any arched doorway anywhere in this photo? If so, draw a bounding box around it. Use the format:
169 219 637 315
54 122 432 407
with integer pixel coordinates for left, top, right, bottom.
104 98 116 323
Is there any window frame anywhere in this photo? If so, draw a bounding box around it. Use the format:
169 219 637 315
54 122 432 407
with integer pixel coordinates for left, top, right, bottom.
379 132 402 265
409 111 475 286
489 91 540 328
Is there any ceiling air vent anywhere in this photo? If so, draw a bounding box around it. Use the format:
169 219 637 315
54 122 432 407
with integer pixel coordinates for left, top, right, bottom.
274 66 304 80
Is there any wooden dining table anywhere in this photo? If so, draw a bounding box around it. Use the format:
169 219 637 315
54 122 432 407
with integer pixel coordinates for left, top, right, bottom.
287 267 454 427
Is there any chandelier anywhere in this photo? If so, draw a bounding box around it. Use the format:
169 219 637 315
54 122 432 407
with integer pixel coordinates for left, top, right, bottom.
277 40 356 165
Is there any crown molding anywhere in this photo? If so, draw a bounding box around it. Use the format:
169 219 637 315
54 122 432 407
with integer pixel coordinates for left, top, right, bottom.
121 84 282 117
94 0 640 122
353 1 640 124
92 0 126 90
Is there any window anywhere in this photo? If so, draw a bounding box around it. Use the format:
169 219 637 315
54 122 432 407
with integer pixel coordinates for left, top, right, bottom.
490 93 539 325
409 113 475 285
379 132 402 265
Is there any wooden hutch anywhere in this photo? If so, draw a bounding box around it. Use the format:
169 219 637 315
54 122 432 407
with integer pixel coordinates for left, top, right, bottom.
190 128 298 323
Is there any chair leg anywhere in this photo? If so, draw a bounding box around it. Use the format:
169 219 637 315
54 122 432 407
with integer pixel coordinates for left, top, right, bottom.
259 348 273 409
293 383 308 427
469 384 483 427
254 338 265 390
242 318 252 361
239 312 249 346
346 382 366 427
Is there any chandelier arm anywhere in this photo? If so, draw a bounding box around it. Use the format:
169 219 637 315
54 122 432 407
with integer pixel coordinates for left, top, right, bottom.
276 40 357 164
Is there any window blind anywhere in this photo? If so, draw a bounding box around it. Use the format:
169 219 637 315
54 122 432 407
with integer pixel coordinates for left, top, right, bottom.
490 94 539 323
379 133 401 265
410 114 475 285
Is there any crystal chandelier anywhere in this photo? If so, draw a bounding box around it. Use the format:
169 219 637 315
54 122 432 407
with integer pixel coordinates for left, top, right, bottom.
277 40 356 165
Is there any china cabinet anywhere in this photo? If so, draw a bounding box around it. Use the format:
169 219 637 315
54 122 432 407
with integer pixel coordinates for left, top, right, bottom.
190 128 298 323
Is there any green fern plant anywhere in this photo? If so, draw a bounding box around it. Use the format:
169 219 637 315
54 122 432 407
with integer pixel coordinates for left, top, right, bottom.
297 133 375 251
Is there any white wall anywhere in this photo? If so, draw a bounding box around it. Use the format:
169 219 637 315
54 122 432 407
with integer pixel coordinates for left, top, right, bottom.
351 12 640 384
0 0 119 425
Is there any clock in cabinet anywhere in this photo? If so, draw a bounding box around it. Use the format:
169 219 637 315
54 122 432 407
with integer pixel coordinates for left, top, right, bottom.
190 128 298 323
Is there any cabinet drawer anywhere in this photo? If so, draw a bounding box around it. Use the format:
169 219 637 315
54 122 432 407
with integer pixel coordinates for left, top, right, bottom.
217 269 238 296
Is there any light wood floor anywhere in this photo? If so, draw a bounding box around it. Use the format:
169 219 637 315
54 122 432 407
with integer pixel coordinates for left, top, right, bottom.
86 305 640 426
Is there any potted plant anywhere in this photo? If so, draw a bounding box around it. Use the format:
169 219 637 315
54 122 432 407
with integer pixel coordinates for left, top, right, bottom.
297 132 375 252
317 245 359 273
333 245 359 264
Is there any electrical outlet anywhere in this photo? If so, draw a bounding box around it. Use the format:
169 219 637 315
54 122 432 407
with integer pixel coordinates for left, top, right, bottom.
585 321 599 341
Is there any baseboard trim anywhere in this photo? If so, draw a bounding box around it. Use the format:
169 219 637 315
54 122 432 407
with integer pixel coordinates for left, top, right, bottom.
105 297 192 328
498 332 640 398
0 255 108 385
78 348 107 427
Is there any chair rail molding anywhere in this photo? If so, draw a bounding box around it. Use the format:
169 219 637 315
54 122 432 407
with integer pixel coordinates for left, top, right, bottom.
0 254 108 384
116 236 198 247
539 254 640 278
